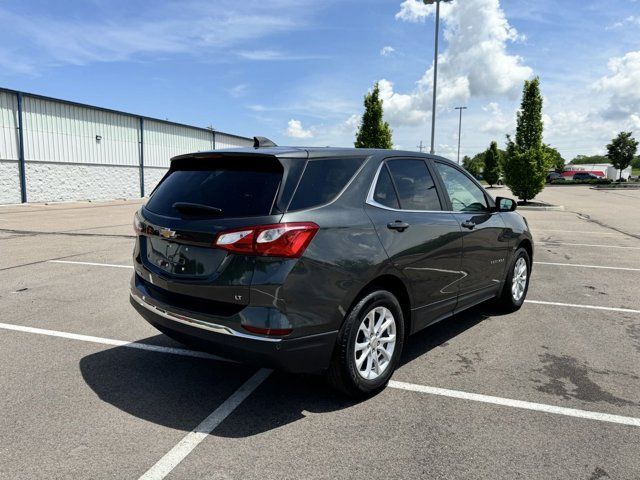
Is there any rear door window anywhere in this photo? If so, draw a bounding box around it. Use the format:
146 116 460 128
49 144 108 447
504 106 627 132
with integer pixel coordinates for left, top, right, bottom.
145 157 282 218
386 159 442 211
287 157 364 211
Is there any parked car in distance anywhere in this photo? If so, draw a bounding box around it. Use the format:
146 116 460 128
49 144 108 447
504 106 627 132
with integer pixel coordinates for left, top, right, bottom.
546 172 564 183
573 172 601 181
130 140 534 396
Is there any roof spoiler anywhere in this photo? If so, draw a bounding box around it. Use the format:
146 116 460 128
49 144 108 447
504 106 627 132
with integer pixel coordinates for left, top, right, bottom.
253 136 278 148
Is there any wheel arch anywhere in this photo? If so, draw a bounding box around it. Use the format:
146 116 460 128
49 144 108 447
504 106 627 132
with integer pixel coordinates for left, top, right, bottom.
517 238 533 265
346 274 412 338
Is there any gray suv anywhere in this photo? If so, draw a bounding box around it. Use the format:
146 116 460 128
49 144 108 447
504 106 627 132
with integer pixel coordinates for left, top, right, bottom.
130 143 533 396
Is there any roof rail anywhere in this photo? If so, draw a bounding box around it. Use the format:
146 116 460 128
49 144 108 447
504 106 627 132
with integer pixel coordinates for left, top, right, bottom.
253 136 278 148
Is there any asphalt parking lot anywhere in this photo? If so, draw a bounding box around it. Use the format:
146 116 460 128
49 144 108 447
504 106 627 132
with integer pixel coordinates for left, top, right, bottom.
1 185 639 480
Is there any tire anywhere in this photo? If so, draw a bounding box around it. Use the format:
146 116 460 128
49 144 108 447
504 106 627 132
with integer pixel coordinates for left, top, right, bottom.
495 247 531 312
327 290 405 397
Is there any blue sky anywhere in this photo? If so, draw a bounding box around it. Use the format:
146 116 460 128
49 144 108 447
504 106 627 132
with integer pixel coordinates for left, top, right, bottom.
1 0 639 160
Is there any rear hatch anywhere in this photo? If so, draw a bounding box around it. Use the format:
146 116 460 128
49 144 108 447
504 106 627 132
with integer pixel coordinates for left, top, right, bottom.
134 151 307 313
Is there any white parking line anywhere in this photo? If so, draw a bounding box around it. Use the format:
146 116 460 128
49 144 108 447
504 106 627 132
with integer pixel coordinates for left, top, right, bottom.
138 369 271 480
388 381 640 428
0 322 232 362
538 242 640 250
4 318 640 468
534 261 640 272
6 319 639 431
533 229 619 235
48 259 133 269
525 300 640 314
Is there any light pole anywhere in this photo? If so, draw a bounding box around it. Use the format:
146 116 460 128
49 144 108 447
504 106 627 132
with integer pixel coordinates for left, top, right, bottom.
454 106 467 164
424 0 452 155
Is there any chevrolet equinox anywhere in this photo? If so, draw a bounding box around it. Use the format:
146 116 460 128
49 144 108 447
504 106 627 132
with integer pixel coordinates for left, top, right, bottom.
130 140 533 396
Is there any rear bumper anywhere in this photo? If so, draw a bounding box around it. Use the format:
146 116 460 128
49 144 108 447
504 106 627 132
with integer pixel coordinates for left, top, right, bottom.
129 291 338 374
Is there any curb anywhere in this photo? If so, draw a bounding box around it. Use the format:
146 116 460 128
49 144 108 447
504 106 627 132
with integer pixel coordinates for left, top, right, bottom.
517 205 565 211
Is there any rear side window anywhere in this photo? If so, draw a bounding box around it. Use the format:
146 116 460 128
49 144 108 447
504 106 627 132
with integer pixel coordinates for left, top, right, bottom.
373 166 400 209
145 158 282 218
288 157 364 211
386 159 441 211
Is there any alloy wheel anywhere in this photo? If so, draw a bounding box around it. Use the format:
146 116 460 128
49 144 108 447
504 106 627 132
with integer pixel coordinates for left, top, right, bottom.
511 257 528 301
354 306 397 380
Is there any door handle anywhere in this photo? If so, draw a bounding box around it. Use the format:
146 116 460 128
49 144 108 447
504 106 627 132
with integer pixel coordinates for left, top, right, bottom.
461 220 476 230
387 221 410 232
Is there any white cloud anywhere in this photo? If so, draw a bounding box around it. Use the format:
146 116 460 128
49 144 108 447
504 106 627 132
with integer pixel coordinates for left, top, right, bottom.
594 50 640 120
345 114 360 130
434 143 459 159
479 102 511 134
380 46 395 57
234 49 324 61
378 79 428 126
607 15 640 30
0 1 320 73
0 47 36 75
277 114 361 148
537 50 640 158
395 0 431 22
286 119 314 138
228 84 248 98
383 0 532 126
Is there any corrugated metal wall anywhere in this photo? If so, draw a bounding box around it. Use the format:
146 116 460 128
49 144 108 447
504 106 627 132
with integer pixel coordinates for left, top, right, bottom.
0 91 19 160
0 88 254 203
22 96 140 165
144 120 214 168
215 132 254 150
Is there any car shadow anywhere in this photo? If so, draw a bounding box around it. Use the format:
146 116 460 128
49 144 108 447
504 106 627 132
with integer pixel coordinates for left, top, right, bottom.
401 303 509 366
79 303 508 438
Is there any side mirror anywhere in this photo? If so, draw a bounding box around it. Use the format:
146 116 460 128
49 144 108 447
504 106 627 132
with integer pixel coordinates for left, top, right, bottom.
495 197 517 212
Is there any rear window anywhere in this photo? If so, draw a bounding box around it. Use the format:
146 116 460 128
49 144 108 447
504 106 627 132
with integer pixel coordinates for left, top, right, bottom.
145 157 282 218
287 157 364 211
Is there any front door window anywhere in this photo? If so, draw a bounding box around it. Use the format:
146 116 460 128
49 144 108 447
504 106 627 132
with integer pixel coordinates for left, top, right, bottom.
434 163 488 212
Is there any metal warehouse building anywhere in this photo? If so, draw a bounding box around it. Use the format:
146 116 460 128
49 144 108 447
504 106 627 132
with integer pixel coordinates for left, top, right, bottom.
0 88 253 204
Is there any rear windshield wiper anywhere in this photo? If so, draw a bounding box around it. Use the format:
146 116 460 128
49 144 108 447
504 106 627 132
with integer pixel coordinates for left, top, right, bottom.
172 202 223 215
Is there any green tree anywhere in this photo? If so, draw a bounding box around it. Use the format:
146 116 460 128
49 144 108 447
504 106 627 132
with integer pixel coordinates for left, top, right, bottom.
354 82 393 149
606 132 638 181
569 154 608 165
483 141 502 187
543 144 565 172
462 155 482 178
503 77 548 203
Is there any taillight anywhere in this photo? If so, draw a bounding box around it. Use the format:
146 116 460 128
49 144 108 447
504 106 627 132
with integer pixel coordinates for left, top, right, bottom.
214 222 319 258
216 229 254 254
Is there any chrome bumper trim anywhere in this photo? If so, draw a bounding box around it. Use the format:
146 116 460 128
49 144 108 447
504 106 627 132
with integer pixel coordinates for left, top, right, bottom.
130 292 282 343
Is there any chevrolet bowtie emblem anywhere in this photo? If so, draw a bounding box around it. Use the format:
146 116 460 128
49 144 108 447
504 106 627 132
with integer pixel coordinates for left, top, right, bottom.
159 228 176 239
